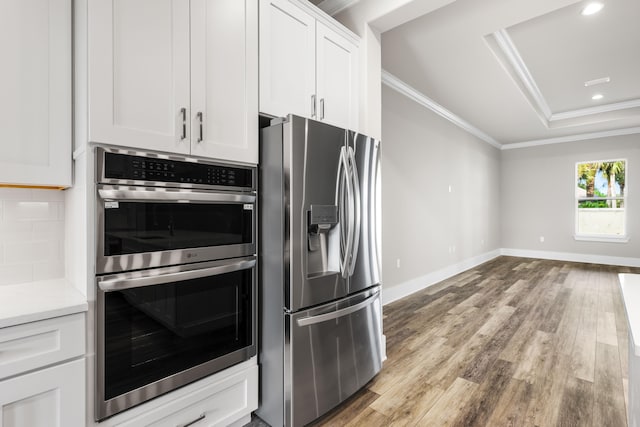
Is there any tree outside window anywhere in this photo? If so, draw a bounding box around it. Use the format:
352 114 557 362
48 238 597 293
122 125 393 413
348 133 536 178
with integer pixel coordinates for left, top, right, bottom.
576 160 626 238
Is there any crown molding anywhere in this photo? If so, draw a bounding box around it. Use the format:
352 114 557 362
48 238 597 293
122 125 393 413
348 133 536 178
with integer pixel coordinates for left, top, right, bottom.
501 126 640 150
315 0 359 16
489 29 640 128
381 69 502 149
550 99 640 121
492 30 552 120
381 70 640 152
291 0 359 43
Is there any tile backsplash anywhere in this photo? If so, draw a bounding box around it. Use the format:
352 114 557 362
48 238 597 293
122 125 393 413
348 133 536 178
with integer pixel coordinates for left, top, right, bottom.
0 188 65 286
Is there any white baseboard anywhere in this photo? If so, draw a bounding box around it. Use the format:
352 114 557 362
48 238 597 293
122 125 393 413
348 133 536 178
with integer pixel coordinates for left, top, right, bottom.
381 248 640 306
381 249 501 305
500 248 640 268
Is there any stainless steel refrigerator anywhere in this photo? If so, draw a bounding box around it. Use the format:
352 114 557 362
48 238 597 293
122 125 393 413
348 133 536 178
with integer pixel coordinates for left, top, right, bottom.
257 115 383 427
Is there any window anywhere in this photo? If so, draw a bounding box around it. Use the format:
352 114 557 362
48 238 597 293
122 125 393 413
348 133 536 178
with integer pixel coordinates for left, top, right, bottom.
575 159 627 241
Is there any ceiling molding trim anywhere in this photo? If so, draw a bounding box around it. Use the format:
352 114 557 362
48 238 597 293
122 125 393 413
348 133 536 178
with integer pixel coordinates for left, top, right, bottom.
501 126 640 150
315 0 360 16
550 99 640 121
381 69 502 149
492 29 552 120
293 0 359 43
490 29 640 128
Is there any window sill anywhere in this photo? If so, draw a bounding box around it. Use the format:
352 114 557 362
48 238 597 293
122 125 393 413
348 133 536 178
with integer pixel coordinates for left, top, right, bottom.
574 234 630 243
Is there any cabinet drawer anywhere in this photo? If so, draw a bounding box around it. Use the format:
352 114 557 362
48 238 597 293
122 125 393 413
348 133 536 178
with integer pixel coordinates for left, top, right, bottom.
0 313 85 380
117 364 258 427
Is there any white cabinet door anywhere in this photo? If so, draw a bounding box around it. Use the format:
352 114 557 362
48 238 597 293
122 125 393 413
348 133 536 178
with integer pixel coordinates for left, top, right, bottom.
316 22 359 130
259 0 316 120
190 0 258 164
0 358 84 427
0 0 71 188
89 0 191 154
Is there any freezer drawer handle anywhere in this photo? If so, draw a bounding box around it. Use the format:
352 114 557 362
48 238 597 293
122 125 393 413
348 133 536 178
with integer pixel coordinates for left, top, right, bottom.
98 259 256 292
296 291 379 327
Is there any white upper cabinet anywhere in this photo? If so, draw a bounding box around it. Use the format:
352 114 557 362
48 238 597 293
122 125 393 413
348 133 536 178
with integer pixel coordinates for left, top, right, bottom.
89 0 258 164
259 0 316 119
0 0 71 188
259 0 359 130
315 22 359 131
190 0 258 163
89 0 191 155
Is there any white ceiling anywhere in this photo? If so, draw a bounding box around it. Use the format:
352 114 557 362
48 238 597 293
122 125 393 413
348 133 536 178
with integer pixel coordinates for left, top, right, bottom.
367 0 640 147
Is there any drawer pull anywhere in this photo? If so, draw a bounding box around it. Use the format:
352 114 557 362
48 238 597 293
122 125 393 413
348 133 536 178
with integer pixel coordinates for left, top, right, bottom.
178 413 205 427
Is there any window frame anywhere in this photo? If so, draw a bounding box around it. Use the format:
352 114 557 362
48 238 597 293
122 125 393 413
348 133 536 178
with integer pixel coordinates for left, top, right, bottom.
574 158 629 243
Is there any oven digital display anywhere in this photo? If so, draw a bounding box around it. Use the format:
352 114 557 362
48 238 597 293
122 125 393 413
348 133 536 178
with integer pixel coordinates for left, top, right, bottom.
103 152 253 188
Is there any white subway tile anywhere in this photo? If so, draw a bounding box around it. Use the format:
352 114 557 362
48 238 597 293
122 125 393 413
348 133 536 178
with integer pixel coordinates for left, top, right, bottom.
0 188 33 200
0 264 33 286
4 200 59 221
4 241 58 264
32 221 65 241
33 261 64 282
0 222 32 242
31 189 65 202
0 192 67 284
57 202 65 221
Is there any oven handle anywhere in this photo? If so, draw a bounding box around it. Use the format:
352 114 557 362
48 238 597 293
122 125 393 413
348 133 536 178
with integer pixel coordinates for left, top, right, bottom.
98 259 256 292
97 185 255 204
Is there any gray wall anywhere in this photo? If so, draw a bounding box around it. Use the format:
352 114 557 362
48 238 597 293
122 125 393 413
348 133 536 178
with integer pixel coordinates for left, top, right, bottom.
501 135 640 258
381 85 501 290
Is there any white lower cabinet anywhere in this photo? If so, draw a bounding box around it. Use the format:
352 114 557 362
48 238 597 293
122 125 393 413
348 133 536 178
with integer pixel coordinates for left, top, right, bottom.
0 313 86 427
0 358 85 427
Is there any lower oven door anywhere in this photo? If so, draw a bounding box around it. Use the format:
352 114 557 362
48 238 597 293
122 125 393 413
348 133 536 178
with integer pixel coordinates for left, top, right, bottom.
95 256 256 421
285 286 383 427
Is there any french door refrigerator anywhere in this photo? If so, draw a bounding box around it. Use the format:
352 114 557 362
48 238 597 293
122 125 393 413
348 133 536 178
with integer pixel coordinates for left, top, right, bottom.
258 115 383 427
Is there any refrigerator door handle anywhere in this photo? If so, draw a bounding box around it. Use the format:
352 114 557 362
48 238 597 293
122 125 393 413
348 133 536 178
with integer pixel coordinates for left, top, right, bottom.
295 291 380 327
336 147 352 278
372 140 382 277
347 146 361 276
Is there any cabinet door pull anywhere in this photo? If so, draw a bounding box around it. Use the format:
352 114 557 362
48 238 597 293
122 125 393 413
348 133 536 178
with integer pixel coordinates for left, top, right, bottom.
180 108 187 140
178 413 206 427
320 98 325 120
311 94 317 118
197 112 203 143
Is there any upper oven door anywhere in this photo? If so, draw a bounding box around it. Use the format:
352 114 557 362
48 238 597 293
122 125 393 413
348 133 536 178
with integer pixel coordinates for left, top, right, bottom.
96 185 256 274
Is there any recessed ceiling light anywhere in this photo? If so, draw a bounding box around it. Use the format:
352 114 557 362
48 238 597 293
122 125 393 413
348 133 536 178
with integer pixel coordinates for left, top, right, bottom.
582 2 604 16
592 94 604 100
584 76 611 87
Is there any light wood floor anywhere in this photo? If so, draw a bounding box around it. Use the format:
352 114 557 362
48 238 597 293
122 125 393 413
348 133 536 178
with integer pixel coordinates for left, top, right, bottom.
310 256 639 427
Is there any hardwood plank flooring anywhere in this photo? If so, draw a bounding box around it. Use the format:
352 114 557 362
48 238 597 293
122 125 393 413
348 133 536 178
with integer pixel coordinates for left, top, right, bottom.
309 256 638 427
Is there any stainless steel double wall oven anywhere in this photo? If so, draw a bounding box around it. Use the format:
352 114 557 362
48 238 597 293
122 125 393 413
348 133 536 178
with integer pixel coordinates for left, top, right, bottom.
94 147 257 420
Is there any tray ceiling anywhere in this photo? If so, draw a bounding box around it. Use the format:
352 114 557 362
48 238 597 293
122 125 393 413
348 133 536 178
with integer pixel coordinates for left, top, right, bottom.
380 0 640 147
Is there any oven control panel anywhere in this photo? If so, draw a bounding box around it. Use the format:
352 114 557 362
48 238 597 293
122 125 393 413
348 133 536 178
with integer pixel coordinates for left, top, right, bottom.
101 151 254 189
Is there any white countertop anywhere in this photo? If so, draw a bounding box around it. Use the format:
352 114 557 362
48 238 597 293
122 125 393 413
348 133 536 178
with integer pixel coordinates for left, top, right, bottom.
619 273 640 357
0 279 88 329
